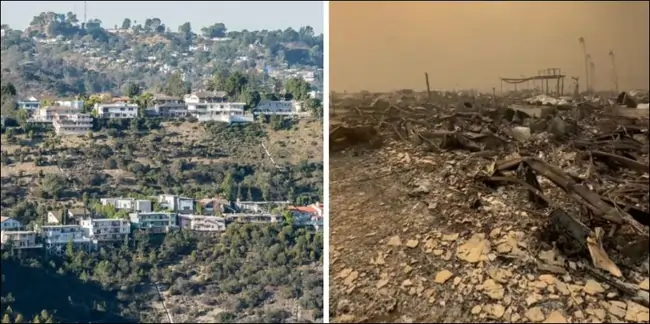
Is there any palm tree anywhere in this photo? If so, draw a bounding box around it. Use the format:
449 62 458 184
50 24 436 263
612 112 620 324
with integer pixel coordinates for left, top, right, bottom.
579 37 590 93
609 50 619 93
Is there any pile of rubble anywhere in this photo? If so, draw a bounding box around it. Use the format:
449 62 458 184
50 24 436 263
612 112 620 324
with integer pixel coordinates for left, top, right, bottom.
329 90 649 323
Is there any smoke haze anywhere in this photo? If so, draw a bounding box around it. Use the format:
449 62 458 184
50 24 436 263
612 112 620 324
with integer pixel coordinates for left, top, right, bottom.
330 1 649 93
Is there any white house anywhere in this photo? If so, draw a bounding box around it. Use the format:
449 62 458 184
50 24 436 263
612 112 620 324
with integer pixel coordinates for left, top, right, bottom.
184 91 253 123
177 214 226 232
37 224 95 252
17 97 40 111
80 218 131 241
53 113 93 136
35 106 81 122
0 217 22 231
308 90 323 100
55 100 84 110
94 102 139 119
129 212 178 234
0 231 42 249
149 94 187 117
158 194 194 214
100 197 152 213
254 100 297 116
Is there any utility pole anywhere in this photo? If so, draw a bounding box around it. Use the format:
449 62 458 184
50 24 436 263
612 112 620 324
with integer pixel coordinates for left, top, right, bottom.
579 37 590 93
609 50 619 93
83 1 87 29
590 61 596 93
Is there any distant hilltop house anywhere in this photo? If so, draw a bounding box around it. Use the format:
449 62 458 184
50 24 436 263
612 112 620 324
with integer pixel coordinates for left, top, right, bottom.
183 91 251 123
147 94 187 117
52 113 93 136
17 96 41 110
93 101 139 119
100 197 153 213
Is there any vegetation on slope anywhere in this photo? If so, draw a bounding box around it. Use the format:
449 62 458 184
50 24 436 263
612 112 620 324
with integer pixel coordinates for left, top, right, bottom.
0 224 323 323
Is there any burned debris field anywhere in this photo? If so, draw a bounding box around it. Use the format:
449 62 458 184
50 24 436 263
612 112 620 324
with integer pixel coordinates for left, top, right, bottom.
329 90 649 323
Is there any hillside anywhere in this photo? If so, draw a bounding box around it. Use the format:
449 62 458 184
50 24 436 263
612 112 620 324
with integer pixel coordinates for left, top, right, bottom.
1 13 323 97
1 118 323 226
1 224 323 323
1 114 323 324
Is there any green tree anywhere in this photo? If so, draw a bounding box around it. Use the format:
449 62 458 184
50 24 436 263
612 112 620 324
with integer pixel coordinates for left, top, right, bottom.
284 77 311 101
39 174 65 200
201 23 227 38
165 72 190 97
239 89 261 110
221 172 235 201
121 18 131 30
283 210 295 226
224 72 248 98
134 92 153 117
208 70 230 91
122 82 141 98
178 22 192 36
1 82 17 97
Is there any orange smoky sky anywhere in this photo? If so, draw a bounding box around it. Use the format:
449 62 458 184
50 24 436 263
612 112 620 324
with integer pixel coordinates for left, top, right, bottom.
330 1 649 93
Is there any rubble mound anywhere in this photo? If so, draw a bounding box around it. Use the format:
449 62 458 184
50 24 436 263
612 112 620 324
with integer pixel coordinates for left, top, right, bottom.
329 90 649 323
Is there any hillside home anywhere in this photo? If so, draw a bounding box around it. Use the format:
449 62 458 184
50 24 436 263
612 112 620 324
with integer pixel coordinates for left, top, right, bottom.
177 214 226 232
158 194 194 214
0 231 42 249
184 91 252 123
149 94 188 117
100 197 152 213
80 218 130 241
46 210 66 225
292 101 305 113
254 100 296 116
288 203 323 229
38 225 94 251
129 212 178 234
17 97 40 111
67 208 92 222
94 102 138 119
47 208 91 225
0 217 22 231
36 106 81 122
308 90 323 100
197 197 228 215
55 99 84 110
53 113 93 136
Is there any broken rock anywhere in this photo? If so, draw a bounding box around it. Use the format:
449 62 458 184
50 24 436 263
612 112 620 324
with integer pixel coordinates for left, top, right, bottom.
583 279 605 295
387 235 402 246
457 234 491 263
525 306 546 322
543 311 567 323
434 270 454 284
480 279 505 300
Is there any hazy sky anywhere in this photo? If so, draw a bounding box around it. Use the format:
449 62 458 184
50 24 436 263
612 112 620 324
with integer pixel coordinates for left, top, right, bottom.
330 1 649 92
1 1 324 34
